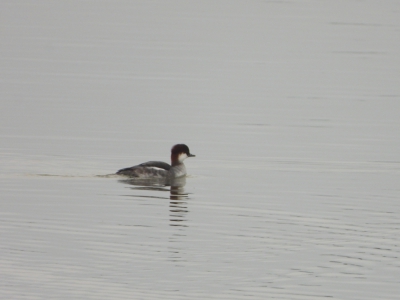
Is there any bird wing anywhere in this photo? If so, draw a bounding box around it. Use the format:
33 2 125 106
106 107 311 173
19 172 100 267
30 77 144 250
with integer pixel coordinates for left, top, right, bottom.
138 161 171 170
116 161 171 177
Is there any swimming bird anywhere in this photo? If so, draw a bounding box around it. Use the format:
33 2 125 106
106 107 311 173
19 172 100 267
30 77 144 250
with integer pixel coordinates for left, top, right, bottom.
116 144 195 178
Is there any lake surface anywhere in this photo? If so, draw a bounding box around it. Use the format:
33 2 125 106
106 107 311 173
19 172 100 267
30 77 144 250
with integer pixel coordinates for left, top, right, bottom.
1 1 400 299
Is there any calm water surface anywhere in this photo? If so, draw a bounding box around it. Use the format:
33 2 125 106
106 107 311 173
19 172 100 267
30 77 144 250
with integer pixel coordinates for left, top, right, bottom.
1 1 400 299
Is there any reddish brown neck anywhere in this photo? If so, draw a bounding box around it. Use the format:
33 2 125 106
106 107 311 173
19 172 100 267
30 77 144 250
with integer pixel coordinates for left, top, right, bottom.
171 153 180 166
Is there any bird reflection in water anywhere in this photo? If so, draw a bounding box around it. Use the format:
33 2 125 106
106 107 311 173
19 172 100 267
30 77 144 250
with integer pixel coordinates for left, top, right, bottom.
118 176 190 227
168 177 189 227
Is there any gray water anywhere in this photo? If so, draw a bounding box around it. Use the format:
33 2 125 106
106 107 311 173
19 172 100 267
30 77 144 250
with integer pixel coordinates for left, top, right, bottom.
1 1 400 299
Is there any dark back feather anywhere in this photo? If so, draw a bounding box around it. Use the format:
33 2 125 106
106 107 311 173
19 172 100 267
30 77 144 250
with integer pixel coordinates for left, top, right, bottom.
138 161 171 170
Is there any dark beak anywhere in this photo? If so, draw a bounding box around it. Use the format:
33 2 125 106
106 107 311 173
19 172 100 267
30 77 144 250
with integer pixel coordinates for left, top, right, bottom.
189 153 196 157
